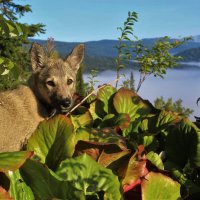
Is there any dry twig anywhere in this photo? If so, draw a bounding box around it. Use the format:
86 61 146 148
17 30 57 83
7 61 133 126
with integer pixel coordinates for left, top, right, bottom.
65 76 123 116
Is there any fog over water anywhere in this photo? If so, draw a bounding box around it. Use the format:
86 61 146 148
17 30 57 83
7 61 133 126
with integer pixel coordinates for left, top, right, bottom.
84 67 200 121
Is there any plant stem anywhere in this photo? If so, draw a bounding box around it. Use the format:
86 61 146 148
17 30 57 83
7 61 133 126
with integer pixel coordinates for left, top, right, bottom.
66 76 123 116
115 49 121 89
136 73 148 92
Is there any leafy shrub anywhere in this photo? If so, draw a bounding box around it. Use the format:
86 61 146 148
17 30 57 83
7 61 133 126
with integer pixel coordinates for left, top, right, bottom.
0 86 200 199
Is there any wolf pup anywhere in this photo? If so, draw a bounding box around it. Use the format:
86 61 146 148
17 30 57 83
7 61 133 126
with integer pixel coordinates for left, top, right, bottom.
0 43 84 152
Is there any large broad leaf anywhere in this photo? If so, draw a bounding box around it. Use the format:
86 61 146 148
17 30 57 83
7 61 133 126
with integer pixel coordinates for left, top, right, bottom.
8 170 34 200
27 115 75 170
139 110 180 135
141 136 159 152
113 88 154 121
97 85 116 114
165 160 200 197
20 159 84 200
141 172 181 200
89 85 116 120
0 151 33 172
100 113 131 130
98 149 130 168
166 119 200 168
74 127 129 166
146 151 164 170
56 153 122 200
70 110 93 129
75 127 127 150
123 145 148 192
154 110 180 129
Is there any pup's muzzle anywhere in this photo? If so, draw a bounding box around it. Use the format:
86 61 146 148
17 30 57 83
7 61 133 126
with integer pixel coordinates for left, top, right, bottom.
57 98 73 114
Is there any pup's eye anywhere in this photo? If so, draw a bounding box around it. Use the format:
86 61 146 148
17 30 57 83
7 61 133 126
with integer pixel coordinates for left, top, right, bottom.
67 79 73 85
46 80 56 87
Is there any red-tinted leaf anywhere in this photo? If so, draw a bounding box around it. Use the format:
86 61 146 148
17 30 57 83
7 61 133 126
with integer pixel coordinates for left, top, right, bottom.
100 113 131 131
74 141 101 160
113 88 154 121
74 127 130 167
98 149 130 167
75 127 127 150
123 179 142 193
0 187 13 200
0 151 33 172
122 145 148 192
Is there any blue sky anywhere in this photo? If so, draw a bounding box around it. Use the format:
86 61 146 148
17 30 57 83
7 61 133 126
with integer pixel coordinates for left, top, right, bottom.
19 0 200 42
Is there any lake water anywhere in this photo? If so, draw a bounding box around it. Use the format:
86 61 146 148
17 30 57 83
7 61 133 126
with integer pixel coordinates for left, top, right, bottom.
84 66 200 121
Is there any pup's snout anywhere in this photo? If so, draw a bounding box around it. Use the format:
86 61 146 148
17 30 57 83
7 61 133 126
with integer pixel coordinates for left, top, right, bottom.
52 96 74 114
60 98 71 109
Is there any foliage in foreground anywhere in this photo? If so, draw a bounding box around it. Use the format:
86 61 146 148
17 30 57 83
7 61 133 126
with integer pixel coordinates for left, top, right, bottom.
0 86 200 199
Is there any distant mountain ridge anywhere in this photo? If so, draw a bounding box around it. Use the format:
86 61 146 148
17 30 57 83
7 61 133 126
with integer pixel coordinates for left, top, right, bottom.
30 36 200 71
176 47 200 62
30 37 200 58
193 35 200 43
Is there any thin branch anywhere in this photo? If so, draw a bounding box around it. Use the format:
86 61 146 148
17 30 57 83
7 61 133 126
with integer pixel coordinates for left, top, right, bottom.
66 76 123 116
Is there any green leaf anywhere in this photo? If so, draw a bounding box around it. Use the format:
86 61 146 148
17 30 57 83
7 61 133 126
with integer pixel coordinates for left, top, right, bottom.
0 57 4 65
56 153 122 199
0 151 33 173
1 69 10 75
97 85 116 114
166 119 200 168
0 19 10 36
89 101 102 122
27 115 75 170
7 60 14 69
8 170 34 200
20 159 84 200
146 151 164 170
139 110 180 136
165 161 200 196
14 23 23 35
113 88 153 121
70 111 93 129
7 22 15 34
142 136 159 152
141 172 181 200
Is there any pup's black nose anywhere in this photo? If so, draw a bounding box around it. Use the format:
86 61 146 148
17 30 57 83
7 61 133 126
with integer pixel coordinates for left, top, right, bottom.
61 98 71 108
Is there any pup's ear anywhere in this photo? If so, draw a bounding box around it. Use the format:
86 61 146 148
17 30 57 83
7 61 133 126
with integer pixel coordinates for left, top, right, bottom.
65 44 84 72
30 43 46 72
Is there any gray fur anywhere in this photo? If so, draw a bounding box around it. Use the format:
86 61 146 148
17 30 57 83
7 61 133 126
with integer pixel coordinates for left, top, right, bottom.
0 43 84 152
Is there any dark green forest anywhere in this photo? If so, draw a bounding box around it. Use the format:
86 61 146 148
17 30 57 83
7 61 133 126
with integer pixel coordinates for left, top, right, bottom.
30 38 200 72
176 47 200 62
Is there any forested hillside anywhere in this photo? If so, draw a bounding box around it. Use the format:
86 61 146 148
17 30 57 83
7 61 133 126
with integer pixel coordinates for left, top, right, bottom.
31 38 200 58
30 38 200 72
176 47 200 62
